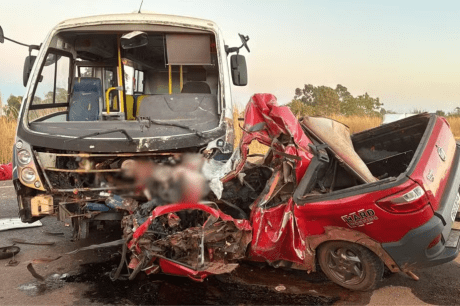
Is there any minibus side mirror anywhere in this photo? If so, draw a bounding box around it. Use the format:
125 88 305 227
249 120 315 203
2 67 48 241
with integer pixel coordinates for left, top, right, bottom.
230 55 248 86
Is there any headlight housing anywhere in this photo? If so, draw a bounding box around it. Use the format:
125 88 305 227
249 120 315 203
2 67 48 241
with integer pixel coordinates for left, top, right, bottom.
18 150 32 165
21 167 36 183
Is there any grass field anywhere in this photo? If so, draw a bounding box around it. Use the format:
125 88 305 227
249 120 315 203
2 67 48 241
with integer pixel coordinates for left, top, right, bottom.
0 117 16 164
446 117 460 139
1 112 459 164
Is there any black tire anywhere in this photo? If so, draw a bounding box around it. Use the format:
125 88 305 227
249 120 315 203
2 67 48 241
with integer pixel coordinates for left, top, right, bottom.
317 241 384 291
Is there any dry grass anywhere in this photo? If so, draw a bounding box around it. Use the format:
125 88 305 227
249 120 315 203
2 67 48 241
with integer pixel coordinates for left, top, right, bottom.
446 117 460 139
329 115 382 134
0 117 16 164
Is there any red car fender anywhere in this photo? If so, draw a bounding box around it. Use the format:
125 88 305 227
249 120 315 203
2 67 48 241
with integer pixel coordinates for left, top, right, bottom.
306 226 400 272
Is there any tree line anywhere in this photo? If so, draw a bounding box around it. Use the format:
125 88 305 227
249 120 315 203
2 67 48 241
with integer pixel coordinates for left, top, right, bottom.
2 88 67 120
2 84 460 120
287 84 384 117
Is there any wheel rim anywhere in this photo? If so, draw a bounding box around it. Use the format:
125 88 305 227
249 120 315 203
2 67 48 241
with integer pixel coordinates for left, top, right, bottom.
325 247 365 285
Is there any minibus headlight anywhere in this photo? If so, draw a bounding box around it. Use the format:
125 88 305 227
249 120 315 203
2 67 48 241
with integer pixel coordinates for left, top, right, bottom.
18 150 32 165
21 167 36 183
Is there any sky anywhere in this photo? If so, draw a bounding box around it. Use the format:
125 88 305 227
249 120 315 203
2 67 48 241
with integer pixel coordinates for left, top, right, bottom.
1 0 459 113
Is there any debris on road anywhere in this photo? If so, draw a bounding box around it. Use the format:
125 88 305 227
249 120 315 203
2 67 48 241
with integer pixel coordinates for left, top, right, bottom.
0 245 20 260
44 231 65 236
6 258 19 266
405 271 420 281
65 239 125 255
0 218 42 231
11 238 55 246
275 285 286 292
32 256 62 264
26 263 45 281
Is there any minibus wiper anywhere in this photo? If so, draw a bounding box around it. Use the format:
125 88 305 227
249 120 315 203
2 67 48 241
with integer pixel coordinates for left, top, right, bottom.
65 129 134 143
137 117 206 138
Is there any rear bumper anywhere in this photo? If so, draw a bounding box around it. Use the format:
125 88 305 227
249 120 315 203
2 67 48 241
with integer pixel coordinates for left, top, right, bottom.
382 144 460 270
382 215 459 270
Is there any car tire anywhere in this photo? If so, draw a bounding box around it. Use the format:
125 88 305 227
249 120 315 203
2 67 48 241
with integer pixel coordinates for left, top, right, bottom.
317 241 384 291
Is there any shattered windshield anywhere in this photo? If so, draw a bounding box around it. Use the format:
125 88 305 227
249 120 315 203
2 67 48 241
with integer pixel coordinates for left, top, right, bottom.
26 29 220 139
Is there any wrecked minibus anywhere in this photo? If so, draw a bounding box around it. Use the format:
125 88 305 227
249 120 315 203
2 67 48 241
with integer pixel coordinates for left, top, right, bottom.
3 13 460 291
4 12 248 232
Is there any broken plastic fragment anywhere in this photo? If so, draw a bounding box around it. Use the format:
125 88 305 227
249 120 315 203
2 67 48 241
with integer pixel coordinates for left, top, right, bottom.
275 285 286 292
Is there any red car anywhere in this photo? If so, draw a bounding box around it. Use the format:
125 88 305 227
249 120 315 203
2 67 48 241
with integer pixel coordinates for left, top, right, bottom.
124 93 460 291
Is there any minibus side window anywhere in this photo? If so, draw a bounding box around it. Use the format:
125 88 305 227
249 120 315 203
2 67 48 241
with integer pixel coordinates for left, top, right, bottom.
28 51 71 122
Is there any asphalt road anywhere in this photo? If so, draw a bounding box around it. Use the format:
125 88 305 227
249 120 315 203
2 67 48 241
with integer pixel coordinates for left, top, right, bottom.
1 179 460 305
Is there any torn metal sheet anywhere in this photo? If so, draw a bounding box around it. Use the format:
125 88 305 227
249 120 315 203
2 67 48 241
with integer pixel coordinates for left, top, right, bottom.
125 203 252 280
0 218 42 232
26 263 45 281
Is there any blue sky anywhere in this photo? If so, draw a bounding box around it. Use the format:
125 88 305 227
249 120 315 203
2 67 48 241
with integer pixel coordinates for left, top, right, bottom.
1 0 459 113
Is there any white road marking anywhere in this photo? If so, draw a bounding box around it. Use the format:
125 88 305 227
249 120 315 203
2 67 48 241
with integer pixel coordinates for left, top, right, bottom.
0 186 14 189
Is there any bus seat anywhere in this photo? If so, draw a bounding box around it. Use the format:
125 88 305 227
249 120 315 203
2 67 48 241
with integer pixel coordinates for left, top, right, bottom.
181 82 211 94
69 77 102 121
135 95 149 117
126 95 135 120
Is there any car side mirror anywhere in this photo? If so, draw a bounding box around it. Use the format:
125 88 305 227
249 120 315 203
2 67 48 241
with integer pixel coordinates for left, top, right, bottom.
23 55 36 87
230 55 248 86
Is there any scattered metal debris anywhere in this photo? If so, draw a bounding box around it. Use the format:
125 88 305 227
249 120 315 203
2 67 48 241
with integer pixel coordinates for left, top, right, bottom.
0 218 42 231
27 263 45 281
11 239 55 246
32 256 62 264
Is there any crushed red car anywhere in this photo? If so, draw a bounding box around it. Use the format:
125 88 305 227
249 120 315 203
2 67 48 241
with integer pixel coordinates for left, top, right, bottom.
116 93 460 291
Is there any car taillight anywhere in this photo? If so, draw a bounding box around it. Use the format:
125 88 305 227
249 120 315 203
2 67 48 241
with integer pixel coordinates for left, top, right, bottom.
376 186 429 213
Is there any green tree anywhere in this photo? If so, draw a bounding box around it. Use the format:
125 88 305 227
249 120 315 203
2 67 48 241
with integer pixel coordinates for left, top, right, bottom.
335 84 352 102
5 95 22 119
41 88 68 104
294 84 341 116
436 110 446 117
342 93 382 116
291 84 382 117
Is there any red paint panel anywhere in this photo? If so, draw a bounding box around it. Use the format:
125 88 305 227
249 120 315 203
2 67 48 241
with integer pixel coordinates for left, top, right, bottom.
408 118 456 211
223 94 313 183
158 258 210 282
250 199 306 265
294 180 433 243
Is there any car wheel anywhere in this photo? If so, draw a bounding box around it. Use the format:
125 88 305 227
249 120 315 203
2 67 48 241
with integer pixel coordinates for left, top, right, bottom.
318 241 384 291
